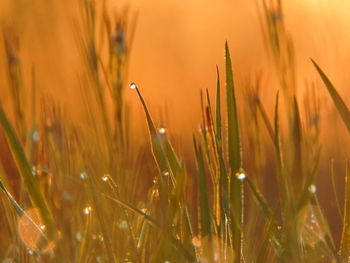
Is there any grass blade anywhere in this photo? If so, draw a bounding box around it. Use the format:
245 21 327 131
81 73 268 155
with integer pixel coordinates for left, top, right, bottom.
0 106 56 241
193 136 212 236
216 65 222 144
311 59 350 133
225 42 243 262
340 162 350 259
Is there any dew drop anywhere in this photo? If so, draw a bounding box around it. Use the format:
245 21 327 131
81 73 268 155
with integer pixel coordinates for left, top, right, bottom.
158 127 166 134
237 171 246 181
129 82 137 90
163 171 169 176
101 175 109 182
83 206 92 215
80 172 88 180
28 249 34 255
40 225 45 230
32 131 39 142
308 184 317 194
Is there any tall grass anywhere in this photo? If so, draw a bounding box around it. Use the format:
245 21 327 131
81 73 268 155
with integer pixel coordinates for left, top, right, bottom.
0 0 350 262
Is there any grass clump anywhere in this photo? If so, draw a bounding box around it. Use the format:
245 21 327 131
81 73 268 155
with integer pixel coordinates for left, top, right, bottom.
0 0 350 262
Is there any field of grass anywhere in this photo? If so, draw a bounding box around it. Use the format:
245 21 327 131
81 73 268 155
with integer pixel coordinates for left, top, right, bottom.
0 0 350 262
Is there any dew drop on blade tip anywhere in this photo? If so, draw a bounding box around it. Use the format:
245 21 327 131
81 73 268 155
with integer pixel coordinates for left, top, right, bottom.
129 82 137 90
158 127 166 134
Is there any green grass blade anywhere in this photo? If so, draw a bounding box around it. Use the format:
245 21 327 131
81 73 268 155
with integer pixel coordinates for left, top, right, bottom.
134 85 168 175
225 42 242 173
0 106 56 241
193 136 212 236
225 42 243 262
311 59 350 133
216 65 222 144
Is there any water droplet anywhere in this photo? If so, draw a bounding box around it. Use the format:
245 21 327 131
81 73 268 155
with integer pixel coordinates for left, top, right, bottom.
164 261 171 263
129 82 137 90
309 184 317 194
40 225 45 230
158 127 166 134
32 131 39 142
76 232 82 241
80 172 88 180
98 235 104 242
192 236 202 248
28 249 34 255
118 220 128 229
83 206 92 215
101 175 109 182
277 225 282 230
163 171 169 176
236 171 246 181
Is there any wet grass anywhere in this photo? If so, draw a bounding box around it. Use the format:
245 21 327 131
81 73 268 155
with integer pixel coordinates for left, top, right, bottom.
0 0 350 262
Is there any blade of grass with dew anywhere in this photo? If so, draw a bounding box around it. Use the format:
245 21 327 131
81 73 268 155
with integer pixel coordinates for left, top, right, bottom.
214 69 230 230
0 106 56 241
340 162 350 259
193 136 212 237
311 59 350 133
225 42 243 262
134 86 168 178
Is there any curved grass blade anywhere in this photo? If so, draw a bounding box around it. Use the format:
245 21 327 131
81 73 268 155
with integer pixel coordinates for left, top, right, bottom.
0 107 56 241
311 59 350 133
134 85 168 176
